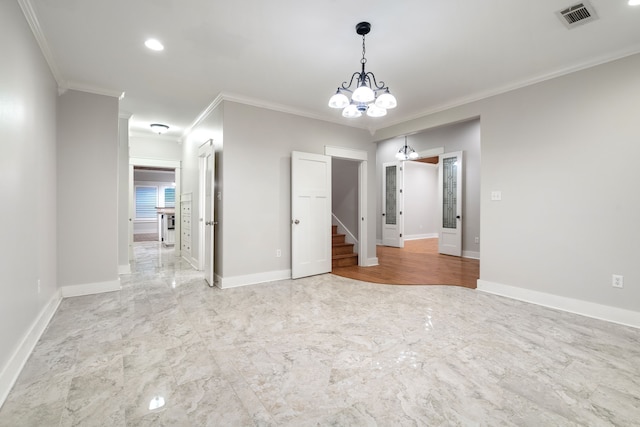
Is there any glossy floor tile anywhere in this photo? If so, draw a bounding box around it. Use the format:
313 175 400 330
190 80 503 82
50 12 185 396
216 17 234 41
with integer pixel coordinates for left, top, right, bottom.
1 242 639 426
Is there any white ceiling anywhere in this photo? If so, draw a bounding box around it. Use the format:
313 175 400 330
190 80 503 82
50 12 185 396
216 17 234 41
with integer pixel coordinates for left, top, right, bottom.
25 0 640 138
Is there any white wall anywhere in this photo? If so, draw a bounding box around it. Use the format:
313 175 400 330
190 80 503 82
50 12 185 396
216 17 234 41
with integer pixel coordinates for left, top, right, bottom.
221 102 374 281
375 53 640 318
0 0 59 401
377 119 481 255
129 136 182 160
403 161 438 239
183 101 374 285
117 116 130 272
57 90 119 288
332 158 359 240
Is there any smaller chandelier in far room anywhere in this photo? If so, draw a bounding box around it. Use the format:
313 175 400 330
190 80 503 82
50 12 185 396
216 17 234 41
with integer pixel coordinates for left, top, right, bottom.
328 22 397 118
396 136 418 160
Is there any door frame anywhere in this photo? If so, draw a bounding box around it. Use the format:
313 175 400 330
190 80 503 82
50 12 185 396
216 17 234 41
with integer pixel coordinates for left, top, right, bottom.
129 157 181 260
324 146 369 266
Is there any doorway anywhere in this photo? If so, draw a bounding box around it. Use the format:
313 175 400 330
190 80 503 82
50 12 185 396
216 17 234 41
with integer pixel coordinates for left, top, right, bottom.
128 158 181 261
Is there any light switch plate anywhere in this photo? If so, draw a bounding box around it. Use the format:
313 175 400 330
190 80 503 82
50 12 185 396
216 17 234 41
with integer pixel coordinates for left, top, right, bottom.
491 191 502 201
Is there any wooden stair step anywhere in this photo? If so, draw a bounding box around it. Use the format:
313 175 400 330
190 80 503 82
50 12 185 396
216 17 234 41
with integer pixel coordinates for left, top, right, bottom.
332 253 358 268
332 242 355 256
332 234 346 245
331 225 357 268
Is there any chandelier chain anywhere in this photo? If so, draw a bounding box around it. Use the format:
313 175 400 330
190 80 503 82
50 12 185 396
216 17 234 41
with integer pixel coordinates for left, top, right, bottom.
361 34 367 65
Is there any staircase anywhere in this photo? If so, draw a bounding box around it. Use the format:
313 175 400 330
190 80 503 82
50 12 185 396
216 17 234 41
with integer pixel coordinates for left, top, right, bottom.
332 225 358 268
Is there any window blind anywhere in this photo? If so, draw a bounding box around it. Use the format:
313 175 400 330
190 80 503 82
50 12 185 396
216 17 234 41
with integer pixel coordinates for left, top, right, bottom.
135 186 157 219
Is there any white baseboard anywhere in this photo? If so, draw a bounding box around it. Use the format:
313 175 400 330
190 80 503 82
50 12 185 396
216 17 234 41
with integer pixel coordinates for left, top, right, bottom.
118 264 131 274
404 233 438 241
182 255 199 271
219 269 291 289
365 257 379 267
61 278 121 298
463 250 480 260
0 290 62 407
477 280 640 329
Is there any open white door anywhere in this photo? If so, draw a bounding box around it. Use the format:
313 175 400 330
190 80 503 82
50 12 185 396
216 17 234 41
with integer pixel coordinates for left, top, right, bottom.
382 161 404 248
291 151 331 279
199 141 215 286
438 151 463 256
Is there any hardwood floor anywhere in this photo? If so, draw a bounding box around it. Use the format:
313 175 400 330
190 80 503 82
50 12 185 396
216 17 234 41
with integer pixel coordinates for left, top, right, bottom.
332 238 479 288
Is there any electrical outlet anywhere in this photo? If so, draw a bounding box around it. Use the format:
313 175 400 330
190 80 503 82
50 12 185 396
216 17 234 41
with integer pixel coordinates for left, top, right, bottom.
612 274 624 288
475 237 479 244
276 249 281 258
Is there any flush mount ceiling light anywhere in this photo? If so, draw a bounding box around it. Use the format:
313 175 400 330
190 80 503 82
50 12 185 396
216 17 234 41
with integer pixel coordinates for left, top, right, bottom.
150 123 169 134
328 22 397 118
145 38 164 51
396 136 418 161
629 0 640 5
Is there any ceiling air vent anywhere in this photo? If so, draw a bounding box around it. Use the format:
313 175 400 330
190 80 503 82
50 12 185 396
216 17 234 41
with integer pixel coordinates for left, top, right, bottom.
556 1 598 29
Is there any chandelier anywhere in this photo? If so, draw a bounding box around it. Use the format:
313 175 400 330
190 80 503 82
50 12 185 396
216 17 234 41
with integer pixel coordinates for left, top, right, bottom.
328 22 397 118
396 136 418 160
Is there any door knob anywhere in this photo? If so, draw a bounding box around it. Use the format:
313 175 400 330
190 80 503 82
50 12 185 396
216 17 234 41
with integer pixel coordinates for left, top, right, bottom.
293 219 300 224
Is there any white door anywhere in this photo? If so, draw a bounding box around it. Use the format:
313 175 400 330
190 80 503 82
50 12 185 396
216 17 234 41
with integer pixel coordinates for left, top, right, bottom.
438 151 463 256
199 141 215 286
382 161 404 248
128 164 134 260
291 151 331 279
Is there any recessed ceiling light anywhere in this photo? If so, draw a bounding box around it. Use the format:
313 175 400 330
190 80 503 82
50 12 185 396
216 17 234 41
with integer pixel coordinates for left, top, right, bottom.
630 0 640 5
145 38 164 51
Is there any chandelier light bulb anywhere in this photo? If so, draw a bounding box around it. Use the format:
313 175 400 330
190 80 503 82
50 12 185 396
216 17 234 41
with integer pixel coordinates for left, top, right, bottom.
409 151 419 160
352 85 375 103
375 91 397 109
328 92 349 109
366 104 387 118
342 104 362 118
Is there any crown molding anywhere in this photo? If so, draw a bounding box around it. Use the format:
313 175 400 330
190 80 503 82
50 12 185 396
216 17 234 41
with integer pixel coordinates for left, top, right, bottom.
66 81 125 100
182 91 371 141
17 0 66 90
378 45 640 134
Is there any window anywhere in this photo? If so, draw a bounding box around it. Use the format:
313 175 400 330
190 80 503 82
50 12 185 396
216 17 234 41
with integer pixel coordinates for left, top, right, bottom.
135 186 157 220
163 187 175 207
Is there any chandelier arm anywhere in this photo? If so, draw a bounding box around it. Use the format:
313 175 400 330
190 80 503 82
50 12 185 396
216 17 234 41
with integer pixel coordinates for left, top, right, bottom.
364 72 388 91
339 71 364 92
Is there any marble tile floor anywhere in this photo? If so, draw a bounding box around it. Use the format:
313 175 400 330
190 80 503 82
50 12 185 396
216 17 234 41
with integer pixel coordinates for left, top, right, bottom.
1 242 640 426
